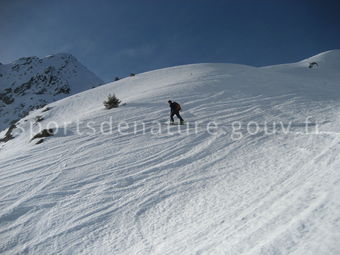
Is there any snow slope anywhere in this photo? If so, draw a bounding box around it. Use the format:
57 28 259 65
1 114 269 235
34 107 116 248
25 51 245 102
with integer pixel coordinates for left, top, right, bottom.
1 50 340 254
0 53 103 131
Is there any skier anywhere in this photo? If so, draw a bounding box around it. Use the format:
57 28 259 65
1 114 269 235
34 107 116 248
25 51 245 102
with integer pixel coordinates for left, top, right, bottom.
168 100 184 124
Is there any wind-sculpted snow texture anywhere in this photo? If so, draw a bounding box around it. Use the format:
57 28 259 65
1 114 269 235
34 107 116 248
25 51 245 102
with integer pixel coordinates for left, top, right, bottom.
0 53 103 131
1 50 340 254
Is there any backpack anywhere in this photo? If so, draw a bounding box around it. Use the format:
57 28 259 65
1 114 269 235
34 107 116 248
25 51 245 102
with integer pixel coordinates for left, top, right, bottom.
173 102 181 111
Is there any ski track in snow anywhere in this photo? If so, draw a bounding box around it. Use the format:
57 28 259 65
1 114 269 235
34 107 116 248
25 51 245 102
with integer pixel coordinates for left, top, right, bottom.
1 52 340 254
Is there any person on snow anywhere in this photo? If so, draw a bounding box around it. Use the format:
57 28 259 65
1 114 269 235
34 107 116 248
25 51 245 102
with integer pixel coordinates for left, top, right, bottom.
168 100 184 124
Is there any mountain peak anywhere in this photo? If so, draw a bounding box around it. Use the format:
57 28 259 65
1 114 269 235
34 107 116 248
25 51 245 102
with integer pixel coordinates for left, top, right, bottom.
0 53 103 131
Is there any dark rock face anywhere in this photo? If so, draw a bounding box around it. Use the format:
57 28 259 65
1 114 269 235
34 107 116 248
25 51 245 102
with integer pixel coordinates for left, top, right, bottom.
0 124 17 143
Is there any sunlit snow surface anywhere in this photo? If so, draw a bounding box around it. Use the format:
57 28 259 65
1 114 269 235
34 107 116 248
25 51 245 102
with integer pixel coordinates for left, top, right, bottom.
1 50 340 254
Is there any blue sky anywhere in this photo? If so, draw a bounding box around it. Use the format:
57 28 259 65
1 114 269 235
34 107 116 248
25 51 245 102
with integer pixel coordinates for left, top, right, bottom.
1 0 339 81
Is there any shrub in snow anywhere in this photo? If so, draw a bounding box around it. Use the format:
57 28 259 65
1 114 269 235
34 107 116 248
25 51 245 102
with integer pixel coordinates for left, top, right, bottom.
115 77 120 81
129 73 135 77
103 94 121 109
309 62 319 68
31 129 54 141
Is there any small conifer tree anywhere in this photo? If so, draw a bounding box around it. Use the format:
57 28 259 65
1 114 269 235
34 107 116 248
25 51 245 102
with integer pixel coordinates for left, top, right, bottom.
103 94 121 109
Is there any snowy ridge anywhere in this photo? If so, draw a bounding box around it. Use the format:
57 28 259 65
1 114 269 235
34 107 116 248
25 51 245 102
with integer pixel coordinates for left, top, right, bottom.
0 53 103 131
0 51 340 254
263 49 340 77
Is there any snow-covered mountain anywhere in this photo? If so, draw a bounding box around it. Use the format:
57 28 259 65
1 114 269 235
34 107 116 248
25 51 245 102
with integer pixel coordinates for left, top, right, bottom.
1 50 340 254
0 53 103 131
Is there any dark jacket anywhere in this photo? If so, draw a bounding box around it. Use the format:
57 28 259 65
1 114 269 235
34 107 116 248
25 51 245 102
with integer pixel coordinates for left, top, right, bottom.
169 102 181 113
